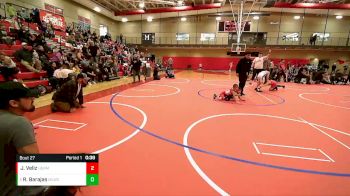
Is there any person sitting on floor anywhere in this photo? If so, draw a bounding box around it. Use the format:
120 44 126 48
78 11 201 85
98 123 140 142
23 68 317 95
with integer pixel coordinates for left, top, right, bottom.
258 79 285 91
313 71 331 84
213 84 245 101
165 66 175 78
51 74 86 113
295 66 311 84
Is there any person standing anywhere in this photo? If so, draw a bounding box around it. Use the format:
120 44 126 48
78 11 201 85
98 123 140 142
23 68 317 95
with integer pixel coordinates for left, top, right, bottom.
236 53 253 96
229 61 233 72
277 59 287 82
331 63 337 73
251 49 271 80
131 55 142 83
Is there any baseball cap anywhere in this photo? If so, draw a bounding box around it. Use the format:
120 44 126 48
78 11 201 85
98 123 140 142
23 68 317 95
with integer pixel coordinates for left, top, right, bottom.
0 82 39 103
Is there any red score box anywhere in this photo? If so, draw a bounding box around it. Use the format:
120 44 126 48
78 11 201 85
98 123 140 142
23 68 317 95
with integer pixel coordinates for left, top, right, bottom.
86 162 99 174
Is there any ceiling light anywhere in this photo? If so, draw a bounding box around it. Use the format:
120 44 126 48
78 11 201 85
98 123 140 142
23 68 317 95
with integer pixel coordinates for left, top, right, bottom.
122 18 128 22
147 16 153 22
294 15 301 20
93 7 101 12
177 0 183 5
181 17 187 22
139 1 145 8
336 15 343 19
216 16 221 21
253 16 259 20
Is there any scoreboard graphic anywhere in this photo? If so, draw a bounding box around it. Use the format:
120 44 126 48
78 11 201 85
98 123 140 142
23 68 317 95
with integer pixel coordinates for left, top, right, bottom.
16 154 98 186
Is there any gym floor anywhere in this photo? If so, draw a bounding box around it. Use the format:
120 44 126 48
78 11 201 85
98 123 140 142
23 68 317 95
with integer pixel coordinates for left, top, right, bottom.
32 71 350 195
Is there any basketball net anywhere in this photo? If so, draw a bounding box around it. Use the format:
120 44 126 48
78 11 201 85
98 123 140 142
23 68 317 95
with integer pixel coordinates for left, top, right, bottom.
229 0 257 54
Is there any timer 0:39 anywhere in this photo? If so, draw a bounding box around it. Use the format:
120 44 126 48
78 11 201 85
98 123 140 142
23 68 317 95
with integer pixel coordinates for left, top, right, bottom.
85 155 96 160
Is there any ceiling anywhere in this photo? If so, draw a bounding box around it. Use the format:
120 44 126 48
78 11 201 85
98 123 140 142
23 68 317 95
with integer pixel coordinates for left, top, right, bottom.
73 0 350 21
90 0 347 12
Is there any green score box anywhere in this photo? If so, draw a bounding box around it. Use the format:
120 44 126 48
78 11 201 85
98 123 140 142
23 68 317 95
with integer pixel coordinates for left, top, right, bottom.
86 174 99 186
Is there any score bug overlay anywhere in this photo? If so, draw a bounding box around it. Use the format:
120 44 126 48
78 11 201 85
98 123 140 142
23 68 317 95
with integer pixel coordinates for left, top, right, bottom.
16 154 99 186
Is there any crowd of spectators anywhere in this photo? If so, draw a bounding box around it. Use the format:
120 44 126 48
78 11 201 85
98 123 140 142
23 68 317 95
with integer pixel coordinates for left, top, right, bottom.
264 58 349 85
0 6 164 92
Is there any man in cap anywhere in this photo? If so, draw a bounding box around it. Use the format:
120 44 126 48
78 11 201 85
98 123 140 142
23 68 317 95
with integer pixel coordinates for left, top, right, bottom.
51 74 86 113
0 82 79 195
0 81 43 195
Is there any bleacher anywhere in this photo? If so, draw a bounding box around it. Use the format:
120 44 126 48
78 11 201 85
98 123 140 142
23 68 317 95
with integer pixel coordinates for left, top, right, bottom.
0 19 49 88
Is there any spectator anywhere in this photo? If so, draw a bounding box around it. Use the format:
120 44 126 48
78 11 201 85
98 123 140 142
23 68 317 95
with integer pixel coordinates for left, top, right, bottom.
43 62 59 90
153 64 160 80
0 82 79 195
131 55 142 82
295 66 311 84
6 4 17 18
88 42 99 62
16 26 30 43
51 74 86 113
50 48 62 64
36 45 49 66
14 42 42 73
0 24 13 45
0 52 19 81
0 81 43 195
331 63 337 73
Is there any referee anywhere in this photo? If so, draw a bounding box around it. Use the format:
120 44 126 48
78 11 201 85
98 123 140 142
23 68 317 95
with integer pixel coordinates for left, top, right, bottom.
236 53 253 96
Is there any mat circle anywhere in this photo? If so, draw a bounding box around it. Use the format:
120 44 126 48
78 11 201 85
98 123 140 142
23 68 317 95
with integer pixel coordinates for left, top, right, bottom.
109 92 350 177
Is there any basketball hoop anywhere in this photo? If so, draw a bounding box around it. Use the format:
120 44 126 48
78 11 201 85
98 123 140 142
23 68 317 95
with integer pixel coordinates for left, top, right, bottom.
228 0 257 55
231 43 246 55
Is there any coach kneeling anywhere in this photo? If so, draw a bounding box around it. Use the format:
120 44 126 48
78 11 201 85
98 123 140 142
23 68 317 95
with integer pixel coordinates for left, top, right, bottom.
51 73 85 113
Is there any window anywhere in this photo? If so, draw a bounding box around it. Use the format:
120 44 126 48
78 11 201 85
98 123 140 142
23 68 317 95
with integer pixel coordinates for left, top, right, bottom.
218 21 251 32
176 33 189 41
99 25 108 36
200 33 215 41
313 33 330 41
282 33 299 41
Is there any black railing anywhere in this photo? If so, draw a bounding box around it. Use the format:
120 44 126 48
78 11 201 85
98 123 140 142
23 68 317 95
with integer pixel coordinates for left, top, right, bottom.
124 36 350 47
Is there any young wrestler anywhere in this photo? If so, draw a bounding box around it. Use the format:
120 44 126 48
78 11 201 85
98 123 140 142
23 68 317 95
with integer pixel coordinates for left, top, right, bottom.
267 80 285 91
213 84 245 101
255 70 270 92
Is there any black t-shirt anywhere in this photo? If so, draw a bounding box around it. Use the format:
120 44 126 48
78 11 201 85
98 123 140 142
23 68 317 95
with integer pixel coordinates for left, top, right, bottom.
236 57 252 75
131 60 142 71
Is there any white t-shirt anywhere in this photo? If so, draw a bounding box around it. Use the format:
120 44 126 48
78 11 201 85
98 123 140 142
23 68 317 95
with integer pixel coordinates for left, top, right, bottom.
53 68 73 79
257 70 270 82
253 57 265 69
